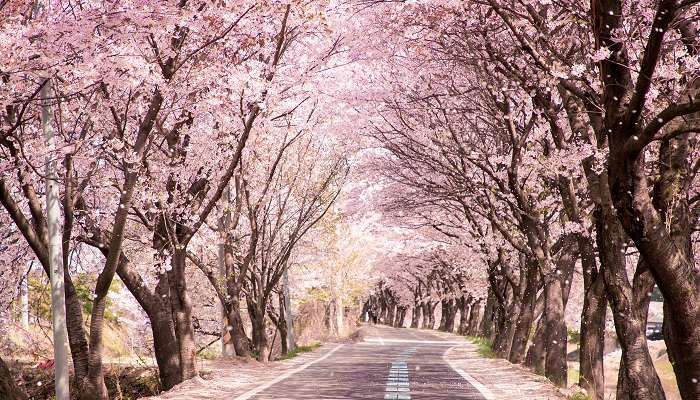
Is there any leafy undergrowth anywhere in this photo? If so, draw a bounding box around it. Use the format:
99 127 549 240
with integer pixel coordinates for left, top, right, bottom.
279 341 321 360
10 360 161 400
466 336 496 358
568 392 592 400
567 328 581 345
568 366 580 386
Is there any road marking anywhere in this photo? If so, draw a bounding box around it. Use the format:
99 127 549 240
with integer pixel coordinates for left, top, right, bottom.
233 344 344 400
364 338 467 345
443 346 495 400
385 360 411 399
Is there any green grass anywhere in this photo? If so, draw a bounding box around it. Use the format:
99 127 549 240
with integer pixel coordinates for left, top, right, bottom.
466 336 496 358
567 328 581 345
280 341 322 360
567 392 591 400
568 366 580 384
198 348 218 360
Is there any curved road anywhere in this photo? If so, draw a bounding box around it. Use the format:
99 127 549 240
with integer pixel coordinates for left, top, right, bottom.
236 325 488 400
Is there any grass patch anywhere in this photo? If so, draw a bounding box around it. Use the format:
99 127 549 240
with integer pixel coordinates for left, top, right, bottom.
466 336 496 358
568 366 580 384
280 341 321 360
568 392 591 400
567 328 581 345
198 347 218 360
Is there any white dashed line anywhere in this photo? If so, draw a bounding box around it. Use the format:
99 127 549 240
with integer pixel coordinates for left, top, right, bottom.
385 361 411 399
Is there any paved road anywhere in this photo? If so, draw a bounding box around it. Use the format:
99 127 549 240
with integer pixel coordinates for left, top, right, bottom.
243 325 487 400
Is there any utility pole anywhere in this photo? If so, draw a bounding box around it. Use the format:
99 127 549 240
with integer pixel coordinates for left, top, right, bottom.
20 261 31 329
283 267 295 351
218 186 235 356
42 77 70 400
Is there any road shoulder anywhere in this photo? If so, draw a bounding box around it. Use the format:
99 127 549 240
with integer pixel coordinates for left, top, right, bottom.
427 329 567 399
141 344 338 400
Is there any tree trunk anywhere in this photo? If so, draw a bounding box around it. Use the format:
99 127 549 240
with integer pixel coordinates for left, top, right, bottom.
83 298 109 400
595 201 665 400
438 299 448 331
421 302 431 329
614 262 663 400
662 299 700 400
410 302 422 329
500 268 527 359
525 317 546 374
427 302 437 329
491 299 509 356
509 262 538 364
467 299 482 336
605 85 697 398
63 278 90 387
479 290 496 339
168 250 197 381
251 305 270 362
0 357 27 400
491 279 512 357
149 305 182 390
578 276 607 400
334 295 344 335
224 296 251 357
444 299 457 332
543 275 568 387
395 307 407 328
117 260 182 390
652 135 700 400
457 297 470 335
379 299 388 323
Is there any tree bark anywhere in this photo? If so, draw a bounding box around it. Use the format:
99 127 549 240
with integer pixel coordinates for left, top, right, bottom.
542 274 568 387
168 250 197 380
479 290 496 339
334 295 344 335
224 298 251 357
428 301 439 329
457 296 470 335
652 134 699 400
467 299 482 336
421 302 431 329
410 302 422 329
446 299 457 332
491 279 512 357
438 299 448 331
615 261 662 400
509 262 538 364
395 307 407 328
595 201 665 400
116 258 182 390
386 302 396 327
251 304 270 362
578 276 607 400
525 317 546 374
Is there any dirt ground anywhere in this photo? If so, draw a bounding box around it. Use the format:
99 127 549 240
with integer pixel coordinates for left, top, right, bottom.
602 340 680 400
567 339 680 400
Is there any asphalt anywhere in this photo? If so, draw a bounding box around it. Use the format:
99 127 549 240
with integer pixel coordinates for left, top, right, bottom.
247 324 486 400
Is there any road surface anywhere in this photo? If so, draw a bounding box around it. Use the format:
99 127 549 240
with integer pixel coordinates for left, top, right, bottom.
236 324 488 400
